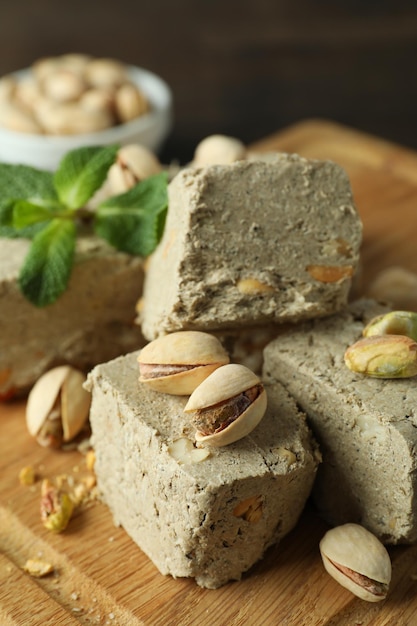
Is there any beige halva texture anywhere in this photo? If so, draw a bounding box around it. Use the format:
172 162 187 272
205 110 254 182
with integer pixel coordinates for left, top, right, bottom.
86 351 319 588
263 299 417 544
0 236 145 396
140 153 362 340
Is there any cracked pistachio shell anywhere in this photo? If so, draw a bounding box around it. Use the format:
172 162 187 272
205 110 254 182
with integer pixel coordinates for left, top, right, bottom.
108 144 162 194
184 363 267 447
26 366 91 442
320 523 391 602
138 331 230 395
344 334 417 378
363 310 417 342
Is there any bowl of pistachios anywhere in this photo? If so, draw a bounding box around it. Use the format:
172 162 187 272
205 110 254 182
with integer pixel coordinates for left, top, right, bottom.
0 53 173 170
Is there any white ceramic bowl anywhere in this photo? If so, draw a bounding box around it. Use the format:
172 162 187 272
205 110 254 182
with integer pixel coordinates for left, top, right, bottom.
0 65 173 171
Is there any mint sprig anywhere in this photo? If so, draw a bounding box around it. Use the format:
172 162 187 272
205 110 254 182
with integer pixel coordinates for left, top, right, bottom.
19 219 77 307
0 145 168 307
95 172 168 256
54 145 118 209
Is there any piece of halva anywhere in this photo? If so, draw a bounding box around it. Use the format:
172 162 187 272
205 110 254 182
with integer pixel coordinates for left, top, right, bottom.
0 236 145 398
86 350 319 588
140 154 362 340
262 299 417 544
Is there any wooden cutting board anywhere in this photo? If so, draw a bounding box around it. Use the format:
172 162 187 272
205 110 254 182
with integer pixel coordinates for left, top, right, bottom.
2 119 417 626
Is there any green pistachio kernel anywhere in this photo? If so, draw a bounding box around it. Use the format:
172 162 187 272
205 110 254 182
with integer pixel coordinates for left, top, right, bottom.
363 311 417 342
344 335 417 378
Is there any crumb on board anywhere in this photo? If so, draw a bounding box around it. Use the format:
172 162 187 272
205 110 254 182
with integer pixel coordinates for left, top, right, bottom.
18 465 37 486
23 558 54 578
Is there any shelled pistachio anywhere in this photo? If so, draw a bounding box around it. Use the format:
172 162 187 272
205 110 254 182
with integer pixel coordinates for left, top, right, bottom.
344 335 417 378
363 310 417 342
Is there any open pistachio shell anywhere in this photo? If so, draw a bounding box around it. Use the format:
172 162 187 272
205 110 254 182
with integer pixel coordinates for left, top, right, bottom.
60 368 91 441
26 365 91 444
138 331 230 395
184 363 267 447
319 523 391 602
26 366 71 437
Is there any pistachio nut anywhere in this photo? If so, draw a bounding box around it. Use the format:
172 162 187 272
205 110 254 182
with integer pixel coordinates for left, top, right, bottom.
319 523 391 602
57 53 91 74
40 479 74 533
35 100 113 135
344 334 417 378
115 82 149 123
32 56 63 81
138 331 230 395
41 68 86 103
26 365 91 447
84 58 127 88
107 144 162 194
79 86 115 113
1 54 151 136
184 363 267 447
363 310 417 342
0 101 43 134
193 134 247 166
14 77 43 112
0 75 16 101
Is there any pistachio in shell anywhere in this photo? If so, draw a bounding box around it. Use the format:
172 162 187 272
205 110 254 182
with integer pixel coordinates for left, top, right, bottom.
319 523 391 602
184 363 267 447
137 331 230 395
26 365 91 447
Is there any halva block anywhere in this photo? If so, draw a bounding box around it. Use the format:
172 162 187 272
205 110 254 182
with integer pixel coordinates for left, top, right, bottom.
263 299 417 544
86 350 319 588
0 236 145 397
140 154 362 340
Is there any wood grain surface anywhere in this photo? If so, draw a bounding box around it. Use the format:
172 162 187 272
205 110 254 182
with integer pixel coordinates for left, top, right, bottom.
2 119 417 626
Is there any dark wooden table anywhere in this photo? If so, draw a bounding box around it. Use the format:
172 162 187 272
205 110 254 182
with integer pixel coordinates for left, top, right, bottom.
1 1 417 162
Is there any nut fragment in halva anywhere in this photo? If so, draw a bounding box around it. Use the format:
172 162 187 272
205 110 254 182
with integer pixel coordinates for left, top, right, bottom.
184 363 267 447
26 365 91 447
363 310 417 342
138 330 230 395
319 523 391 602
344 335 417 378
168 437 211 464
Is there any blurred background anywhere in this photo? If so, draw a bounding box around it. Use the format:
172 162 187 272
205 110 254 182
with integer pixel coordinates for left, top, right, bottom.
1 0 417 164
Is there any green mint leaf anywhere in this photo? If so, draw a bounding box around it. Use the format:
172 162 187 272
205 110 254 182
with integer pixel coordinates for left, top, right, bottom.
0 202 48 239
18 219 76 307
54 144 119 209
0 163 56 205
0 163 57 238
12 200 57 229
94 172 168 256
0 199 14 227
